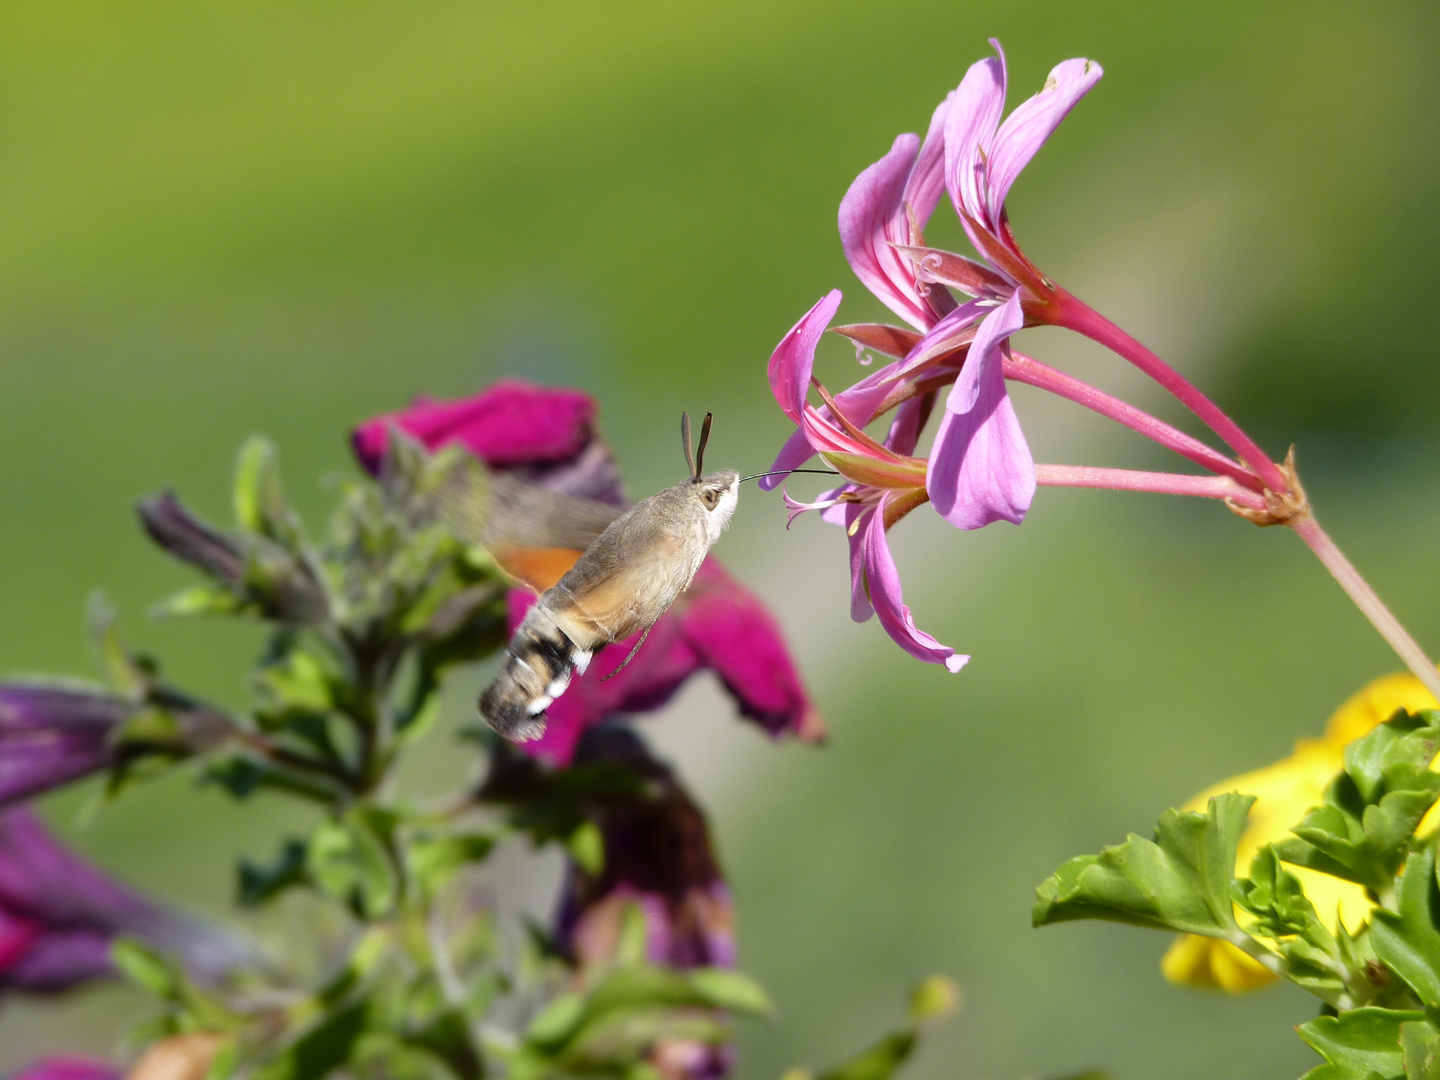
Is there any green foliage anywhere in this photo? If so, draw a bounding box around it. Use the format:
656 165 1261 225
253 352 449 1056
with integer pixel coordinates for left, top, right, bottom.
781 977 959 1080
1038 712 1440 1076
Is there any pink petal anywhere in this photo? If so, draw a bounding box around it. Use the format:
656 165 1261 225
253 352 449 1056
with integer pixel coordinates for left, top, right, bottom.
767 291 843 426
943 43 1008 236
987 57 1103 221
9 1059 122 1080
947 289 1024 414
844 502 875 623
928 371 1035 531
859 506 967 672
903 93 952 237
885 394 934 457
839 135 933 330
351 380 596 474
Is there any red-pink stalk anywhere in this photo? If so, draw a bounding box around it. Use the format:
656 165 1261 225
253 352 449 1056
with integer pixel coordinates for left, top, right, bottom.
1035 464 1267 510
1044 292 1290 494
1005 352 1262 491
1289 515 1440 700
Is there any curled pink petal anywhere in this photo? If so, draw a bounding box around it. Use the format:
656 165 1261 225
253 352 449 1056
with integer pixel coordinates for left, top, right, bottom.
903 93 952 236
948 289 1024 415
987 57 1103 221
943 44 1007 235
767 290 843 425
839 135 932 330
860 506 967 671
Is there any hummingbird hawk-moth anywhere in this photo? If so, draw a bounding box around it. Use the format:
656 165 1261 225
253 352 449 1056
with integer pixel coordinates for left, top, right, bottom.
478 412 740 742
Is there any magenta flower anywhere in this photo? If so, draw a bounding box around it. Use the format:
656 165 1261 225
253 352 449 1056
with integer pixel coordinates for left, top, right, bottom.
555 727 733 972
768 293 966 673
0 685 128 811
352 379 625 505
0 808 248 994
7 1059 121 1080
506 556 823 767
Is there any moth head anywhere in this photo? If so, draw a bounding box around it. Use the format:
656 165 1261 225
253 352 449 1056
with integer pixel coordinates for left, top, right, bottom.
680 411 738 540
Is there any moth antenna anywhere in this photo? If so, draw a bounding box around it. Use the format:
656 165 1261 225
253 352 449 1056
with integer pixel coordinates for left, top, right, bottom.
694 412 713 479
680 412 696 479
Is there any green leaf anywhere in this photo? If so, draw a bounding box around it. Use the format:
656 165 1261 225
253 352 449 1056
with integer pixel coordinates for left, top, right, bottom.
1403 1020 1440 1080
151 584 247 619
1297 1007 1421 1080
814 1032 916 1080
403 1007 483 1080
1276 713 1440 895
239 839 310 908
307 814 399 920
567 819 605 876
205 756 342 804
686 968 774 1017
407 832 495 900
234 437 303 549
252 999 369 1080
1033 793 1253 935
111 937 179 998
525 992 587 1049
1372 844 1440 1006
88 592 152 698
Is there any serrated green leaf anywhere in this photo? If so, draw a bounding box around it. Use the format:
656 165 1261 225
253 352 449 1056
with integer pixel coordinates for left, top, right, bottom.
687 968 773 1017
1033 793 1253 935
1402 1020 1440 1080
407 832 495 900
1297 1007 1420 1080
1372 844 1440 1005
1278 714 1440 895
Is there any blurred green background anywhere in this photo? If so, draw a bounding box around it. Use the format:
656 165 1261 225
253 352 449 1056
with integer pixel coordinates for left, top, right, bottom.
3 1 1440 1077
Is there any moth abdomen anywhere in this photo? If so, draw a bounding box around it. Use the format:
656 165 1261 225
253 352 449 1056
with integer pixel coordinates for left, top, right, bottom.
478 601 593 741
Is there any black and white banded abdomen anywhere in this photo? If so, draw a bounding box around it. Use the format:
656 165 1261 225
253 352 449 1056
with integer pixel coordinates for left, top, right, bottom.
478 600 593 741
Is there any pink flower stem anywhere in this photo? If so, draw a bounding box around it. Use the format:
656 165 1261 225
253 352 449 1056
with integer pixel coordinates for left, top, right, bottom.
1035 464 1267 510
1288 514 1440 699
1046 292 1290 494
1004 352 1263 491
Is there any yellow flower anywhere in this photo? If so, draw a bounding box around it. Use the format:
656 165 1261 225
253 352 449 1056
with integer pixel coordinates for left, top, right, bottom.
1161 672 1440 993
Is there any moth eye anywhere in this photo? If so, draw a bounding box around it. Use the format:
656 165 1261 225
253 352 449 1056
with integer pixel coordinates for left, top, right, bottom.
702 489 719 509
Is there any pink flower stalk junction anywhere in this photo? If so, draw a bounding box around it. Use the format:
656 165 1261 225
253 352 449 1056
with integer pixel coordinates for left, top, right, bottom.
766 40 1440 699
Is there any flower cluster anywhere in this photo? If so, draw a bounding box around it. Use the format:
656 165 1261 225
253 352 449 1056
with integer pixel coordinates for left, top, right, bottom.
765 40 1304 671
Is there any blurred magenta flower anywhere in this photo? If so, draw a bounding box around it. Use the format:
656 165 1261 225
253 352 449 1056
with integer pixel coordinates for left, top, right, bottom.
7 1058 121 1080
352 378 625 505
0 685 128 811
508 556 823 767
0 808 248 993
556 727 733 971
769 292 966 672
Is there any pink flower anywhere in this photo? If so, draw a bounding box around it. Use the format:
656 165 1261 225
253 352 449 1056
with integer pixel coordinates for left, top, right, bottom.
769 293 967 673
8 1058 121 1080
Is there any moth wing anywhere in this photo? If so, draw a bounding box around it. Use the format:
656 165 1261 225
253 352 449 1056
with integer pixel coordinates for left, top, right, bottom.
441 464 623 594
546 530 688 649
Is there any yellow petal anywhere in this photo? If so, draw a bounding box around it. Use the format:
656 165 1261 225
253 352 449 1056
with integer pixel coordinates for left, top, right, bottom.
1162 935 1275 993
1324 671 1439 747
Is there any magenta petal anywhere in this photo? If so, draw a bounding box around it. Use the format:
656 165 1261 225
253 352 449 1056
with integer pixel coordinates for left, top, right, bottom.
987 56 1103 220
9 1059 122 1080
680 560 822 741
351 380 597 475
885 394 931 457
860 507 967 672
839 136 933 330
767 291 843 426
928 356 1035 530
943 45 1007 233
